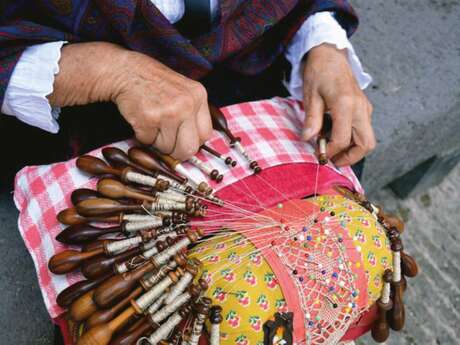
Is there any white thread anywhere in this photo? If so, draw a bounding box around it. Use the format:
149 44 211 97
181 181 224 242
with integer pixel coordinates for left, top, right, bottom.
381 281 391 304
157 191 187 203
393 251 401 282
150 201 187 212
124 220 162 233
143 260 178 288
164 272 193 304
152 237 191 267
106 236 142 255
210 323 220 345
152 292 190 323
135 275 174 311
175 164 200 188
162 176 190 193
146 312 183 344
188 313 206 345
125 171 158 187
233 141 256 165
189 157 213 175
146 294 167 315
124 214 161 222
143 246 159 258
319 138 327 155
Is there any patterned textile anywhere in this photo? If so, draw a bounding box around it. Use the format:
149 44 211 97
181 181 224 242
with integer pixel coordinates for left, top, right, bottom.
189 195 391 345
0 0 358 106
13 97 363 319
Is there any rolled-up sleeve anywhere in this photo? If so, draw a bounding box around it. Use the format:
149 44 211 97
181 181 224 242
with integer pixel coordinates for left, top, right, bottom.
285 12 372 101
1 41 66 133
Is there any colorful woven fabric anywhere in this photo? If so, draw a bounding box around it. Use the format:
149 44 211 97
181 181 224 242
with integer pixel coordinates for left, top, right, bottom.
13 97 362 320
0 0 358 105
190 195 391 345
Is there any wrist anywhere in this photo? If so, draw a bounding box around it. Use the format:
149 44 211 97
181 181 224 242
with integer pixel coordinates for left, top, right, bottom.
48 42 133 107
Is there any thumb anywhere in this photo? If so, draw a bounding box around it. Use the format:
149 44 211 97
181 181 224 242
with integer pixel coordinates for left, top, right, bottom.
302 93 325 141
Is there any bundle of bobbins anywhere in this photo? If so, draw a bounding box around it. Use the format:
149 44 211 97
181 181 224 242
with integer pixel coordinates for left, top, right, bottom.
334 186 419 343
48 143 237 345
47 106 419 345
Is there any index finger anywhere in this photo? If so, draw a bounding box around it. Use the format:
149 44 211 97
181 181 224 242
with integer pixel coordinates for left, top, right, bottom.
326 101 353 158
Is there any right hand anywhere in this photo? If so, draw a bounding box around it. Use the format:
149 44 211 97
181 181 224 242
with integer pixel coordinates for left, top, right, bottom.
49 42 213 161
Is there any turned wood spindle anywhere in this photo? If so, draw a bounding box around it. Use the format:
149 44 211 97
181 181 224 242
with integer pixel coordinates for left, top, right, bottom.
388 238 405 331
102 147 153 176
401 251 419 278
201 144 237 167
151 150 213 196
77 270 183 345
56 223 122 245
128 147 188 185
56 271 113 308
371 270 393 343
187 297 212 345
71 188 101 206
97 178 157 202
209 305 223 345
209 104 261 173
81 246 144 280
188 156 223 183
317 135 328 165
145 306 191 345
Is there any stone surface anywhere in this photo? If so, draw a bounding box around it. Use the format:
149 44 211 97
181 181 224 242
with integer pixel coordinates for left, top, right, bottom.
350 0 460 192
357 164 460 345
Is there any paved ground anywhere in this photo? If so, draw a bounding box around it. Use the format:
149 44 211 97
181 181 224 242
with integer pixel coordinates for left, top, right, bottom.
1 1 460 344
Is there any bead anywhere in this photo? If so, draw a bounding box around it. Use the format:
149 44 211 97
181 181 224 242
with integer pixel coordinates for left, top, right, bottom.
339 281 345 287
329 286 334 292
299 277 304 282
307 235 312 241
332 303 338 309
308 321 314 326
302 226 308 232
332 272 338 278
338 264 344 270
292 269 298 275
321 270 326 275
320 207 325 212
314 218 318 223
330 211 335 216
338 237 343 243
277 203 283 209
315 316 321 321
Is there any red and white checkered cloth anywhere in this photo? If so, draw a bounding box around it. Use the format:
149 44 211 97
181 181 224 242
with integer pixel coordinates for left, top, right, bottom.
13 97 363 318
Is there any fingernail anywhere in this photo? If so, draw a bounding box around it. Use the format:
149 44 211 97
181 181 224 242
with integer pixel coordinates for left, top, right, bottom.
302 128 313 140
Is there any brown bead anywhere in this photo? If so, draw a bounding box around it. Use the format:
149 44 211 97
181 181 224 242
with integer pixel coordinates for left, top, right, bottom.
391 238 403 252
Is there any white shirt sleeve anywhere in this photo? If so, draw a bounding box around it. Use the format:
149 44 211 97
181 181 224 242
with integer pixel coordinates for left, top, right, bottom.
285 11 372 101
1 41 66 133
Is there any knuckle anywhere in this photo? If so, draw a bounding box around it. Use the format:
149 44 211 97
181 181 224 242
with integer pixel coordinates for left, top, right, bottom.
337 94 356 109
189 81 207 101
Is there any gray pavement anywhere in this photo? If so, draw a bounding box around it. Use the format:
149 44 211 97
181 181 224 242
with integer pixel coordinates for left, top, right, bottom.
1 1 460 344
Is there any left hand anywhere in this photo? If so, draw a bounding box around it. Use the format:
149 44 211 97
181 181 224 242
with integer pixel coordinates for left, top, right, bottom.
301 43 376 167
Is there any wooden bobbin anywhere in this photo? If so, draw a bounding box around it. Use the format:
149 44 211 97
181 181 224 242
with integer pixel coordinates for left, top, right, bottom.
186 297 212 345
317 136 328 165
188 156 223 183
371 270 393 343
145 305 191 345
102 146 153 176
388 238 405 331
201 144 237 167
209 306 223 345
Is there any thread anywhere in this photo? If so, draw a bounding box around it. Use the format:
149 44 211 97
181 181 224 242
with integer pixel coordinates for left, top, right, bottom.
135 275 174 311
125 171 158 187
106 236 142 255
146 312 183 344
124 220 162 233
164 272 193 304
152 292 190 323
